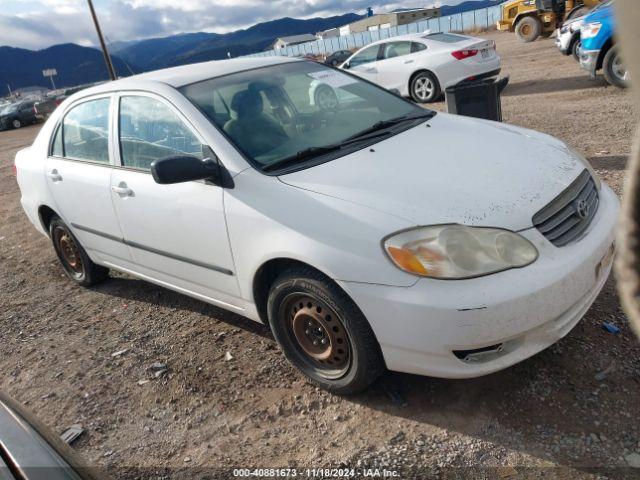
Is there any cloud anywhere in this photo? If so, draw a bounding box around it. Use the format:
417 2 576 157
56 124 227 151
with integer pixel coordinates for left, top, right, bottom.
0 0 447 50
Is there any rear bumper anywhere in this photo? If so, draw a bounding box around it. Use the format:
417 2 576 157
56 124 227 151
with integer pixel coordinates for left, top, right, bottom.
339 184 618 378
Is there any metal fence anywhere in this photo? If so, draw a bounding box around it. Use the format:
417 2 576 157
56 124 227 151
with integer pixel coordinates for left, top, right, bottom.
244 4 505 58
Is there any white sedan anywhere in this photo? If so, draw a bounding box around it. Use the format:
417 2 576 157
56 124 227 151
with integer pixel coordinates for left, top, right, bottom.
15 57 616 394
339 32 501 103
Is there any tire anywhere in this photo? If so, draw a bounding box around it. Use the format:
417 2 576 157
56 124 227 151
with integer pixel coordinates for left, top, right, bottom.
314 85 339 110
267 267 384 394
11 118 21 129
567 7 587 20
571 38 581 62
409 71 440 103
515 16 542 43
330 59 339 67
602 46 628 89
49 216 109 286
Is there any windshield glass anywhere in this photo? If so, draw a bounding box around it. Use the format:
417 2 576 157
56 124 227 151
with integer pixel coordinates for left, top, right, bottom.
180 61 429 171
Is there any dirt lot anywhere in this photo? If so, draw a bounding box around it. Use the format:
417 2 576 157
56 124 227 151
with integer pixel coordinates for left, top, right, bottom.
1 31 639 479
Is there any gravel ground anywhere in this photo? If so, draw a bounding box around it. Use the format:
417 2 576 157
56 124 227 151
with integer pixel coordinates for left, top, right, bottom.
1 31 639 479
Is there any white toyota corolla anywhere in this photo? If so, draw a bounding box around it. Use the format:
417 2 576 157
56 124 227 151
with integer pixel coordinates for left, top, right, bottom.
15 57 617 394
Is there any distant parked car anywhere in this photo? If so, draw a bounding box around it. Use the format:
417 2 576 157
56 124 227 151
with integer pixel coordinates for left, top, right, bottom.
325 49 352 67
34 97 60 120
556 0 611 61
0 100 38 131
579 1 626 88
340 32 501 103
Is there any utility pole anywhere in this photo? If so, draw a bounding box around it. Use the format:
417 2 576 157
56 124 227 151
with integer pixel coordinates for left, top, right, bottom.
86 0 116 80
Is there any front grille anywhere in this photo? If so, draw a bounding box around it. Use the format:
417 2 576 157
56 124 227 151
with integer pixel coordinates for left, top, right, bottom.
533 170 599 247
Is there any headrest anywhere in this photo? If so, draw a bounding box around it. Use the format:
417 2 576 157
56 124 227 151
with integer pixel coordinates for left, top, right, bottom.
230 89 263 118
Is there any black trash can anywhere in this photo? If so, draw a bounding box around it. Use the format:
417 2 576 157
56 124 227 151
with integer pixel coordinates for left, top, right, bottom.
445 77 509 122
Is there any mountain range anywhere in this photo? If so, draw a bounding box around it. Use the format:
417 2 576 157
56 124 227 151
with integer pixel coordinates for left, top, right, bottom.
1 1 504 91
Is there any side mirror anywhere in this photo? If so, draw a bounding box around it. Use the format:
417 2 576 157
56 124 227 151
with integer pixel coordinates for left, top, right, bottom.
151 146 233 188
342 62 350 69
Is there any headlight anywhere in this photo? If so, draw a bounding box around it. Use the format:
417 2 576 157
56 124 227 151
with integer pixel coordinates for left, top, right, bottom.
582 22 602 39
383 225 538 279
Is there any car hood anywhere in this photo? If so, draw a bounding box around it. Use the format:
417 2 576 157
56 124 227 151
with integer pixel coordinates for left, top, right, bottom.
278 113 586 231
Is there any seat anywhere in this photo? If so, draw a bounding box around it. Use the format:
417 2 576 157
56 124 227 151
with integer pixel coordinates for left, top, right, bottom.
223 89 288 157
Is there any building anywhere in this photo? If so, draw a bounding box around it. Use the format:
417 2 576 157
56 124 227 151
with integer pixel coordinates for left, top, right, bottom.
338 7 441 35
272 34 319 50
318 27 340 39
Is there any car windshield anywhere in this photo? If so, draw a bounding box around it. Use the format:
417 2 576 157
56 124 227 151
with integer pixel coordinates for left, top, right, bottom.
0 104 17 114
180 61 431 172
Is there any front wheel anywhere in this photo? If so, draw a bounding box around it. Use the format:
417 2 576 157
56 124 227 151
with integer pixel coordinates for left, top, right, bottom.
571 38 581 61
11 118 21 129
603 46 628 89
267 267 384 394
49 216 109 286
409 71 440 103
314 85 339 110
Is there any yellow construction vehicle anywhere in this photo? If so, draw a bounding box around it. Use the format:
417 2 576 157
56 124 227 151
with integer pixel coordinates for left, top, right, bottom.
497 0 603 42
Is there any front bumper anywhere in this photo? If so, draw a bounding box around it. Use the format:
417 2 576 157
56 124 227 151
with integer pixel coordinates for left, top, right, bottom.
580 48 599 77
340 183 619 378
555 30 573 55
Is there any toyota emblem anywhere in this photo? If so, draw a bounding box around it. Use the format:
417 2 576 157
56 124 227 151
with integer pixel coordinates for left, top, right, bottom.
575 199 589 219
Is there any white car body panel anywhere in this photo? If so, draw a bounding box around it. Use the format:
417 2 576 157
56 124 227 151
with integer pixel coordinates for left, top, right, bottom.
14 56 618 379
343 33 501 96
280 113 583 231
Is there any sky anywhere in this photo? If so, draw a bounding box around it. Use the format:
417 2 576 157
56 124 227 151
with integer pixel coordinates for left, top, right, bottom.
0 0 471 50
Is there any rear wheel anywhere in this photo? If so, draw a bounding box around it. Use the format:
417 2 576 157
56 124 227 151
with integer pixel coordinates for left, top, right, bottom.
603 46 628 89
515 16 542 43
49 216 109 286
11 118 21 129
267 267 384 394
409 71 440 103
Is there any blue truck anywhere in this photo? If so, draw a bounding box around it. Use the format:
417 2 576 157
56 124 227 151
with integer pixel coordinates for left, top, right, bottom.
579 1 627 88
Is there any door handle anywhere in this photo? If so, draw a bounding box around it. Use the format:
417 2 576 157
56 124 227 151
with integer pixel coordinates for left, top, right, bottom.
47 169 62 182
365 67 377 73
404 59 414 64
112 183 133 196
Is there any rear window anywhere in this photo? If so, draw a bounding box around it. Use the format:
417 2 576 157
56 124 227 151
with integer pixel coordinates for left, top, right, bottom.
423 33 467 43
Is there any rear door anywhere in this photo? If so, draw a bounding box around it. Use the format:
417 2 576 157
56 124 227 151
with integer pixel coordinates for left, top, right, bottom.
346 44 382 83
44 95 130 263
376 41 426 91
109 92 241 308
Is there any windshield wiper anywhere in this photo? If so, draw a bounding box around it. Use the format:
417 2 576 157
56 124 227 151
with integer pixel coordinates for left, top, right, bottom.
343 111 435 142
262 145 343 172
262 111 436 173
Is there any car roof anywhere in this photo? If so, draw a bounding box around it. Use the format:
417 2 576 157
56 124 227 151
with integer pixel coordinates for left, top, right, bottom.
75 56 300 97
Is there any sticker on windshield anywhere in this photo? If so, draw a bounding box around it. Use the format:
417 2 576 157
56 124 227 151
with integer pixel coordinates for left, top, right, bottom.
308 70 357 88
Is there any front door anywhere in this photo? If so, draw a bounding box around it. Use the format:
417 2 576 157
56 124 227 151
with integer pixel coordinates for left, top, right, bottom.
110 93 241 309
45 95 130 264
347 44 381 83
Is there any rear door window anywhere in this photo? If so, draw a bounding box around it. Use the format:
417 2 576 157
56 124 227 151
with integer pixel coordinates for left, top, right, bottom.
381 41 413 59
62 97 111 163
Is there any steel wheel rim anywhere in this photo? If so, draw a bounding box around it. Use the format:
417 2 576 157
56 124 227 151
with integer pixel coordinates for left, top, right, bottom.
12 120 20 128
53 227 83 275
521 24 531 36
281 293 351 379
317 89 338 109
612 54 627 81
414 77 433 101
